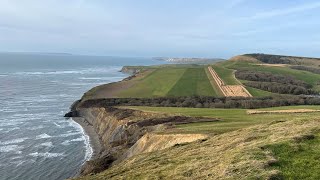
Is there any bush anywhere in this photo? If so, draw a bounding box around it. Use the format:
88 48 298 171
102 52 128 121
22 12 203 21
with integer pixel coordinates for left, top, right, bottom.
78 95 320 109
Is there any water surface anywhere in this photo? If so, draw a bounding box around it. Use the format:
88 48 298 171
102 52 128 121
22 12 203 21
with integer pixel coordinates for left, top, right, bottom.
0 53 158 180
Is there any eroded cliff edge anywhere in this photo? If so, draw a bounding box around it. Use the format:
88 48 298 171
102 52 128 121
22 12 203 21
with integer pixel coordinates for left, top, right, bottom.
67 99 216 176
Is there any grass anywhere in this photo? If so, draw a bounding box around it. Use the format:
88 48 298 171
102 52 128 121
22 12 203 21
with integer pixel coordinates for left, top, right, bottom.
118 66 217 98
125 106 320 135
265 133 320 179
212 65 239 85
226 61 320 88
118 68 186 97
205 67 224 96
77 111 320 180
246 86 275 97
211 63 274 97
167 68 217 97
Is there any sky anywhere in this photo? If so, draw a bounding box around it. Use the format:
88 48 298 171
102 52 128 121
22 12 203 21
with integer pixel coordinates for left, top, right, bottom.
0 0 320 58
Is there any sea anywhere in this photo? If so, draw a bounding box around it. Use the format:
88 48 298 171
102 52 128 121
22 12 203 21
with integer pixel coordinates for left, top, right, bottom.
0 53 160 180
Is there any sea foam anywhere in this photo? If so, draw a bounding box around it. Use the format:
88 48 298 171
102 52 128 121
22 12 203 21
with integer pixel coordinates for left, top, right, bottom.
0 138 28 145
29 152 64 158
36 133 52 139
0 145 23 153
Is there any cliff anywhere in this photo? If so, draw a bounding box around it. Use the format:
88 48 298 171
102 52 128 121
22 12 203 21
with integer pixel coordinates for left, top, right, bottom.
69 104 215 176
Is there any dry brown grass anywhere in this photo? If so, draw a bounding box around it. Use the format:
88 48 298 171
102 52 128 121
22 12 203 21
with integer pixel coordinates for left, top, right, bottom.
255 63 288 67
229 55 260 63
75 117 320 180
208 66 252 97
247 109 320 114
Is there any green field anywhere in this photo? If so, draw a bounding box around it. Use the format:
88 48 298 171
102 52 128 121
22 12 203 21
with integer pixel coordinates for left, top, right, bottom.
125 105 320 134
212 64 239 85
225 61 320 88
167 68 216 96
118 67 217 97
212 62 277 96
118 68 186 97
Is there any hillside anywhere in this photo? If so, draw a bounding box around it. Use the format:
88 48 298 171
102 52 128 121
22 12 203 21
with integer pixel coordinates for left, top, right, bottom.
81 53 320 101
75 105 320 179
70 53 320 179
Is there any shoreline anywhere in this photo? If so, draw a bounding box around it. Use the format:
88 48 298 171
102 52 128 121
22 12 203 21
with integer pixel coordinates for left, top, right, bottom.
71 117 104 176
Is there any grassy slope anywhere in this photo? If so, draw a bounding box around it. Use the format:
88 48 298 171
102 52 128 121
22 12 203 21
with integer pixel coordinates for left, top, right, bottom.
118 66 218 98
77 106 320 180
213 62 274 97
265 134 320 179
221 60 320 95
212 64 239 85
117 68 186 97
226 61 320 88
167 68 217 97
126 106 320 135
246 86 275 97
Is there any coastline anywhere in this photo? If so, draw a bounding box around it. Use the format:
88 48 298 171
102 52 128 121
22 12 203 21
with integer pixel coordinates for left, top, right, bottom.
68 67 134 177
71 117 104 176
72 117 103 160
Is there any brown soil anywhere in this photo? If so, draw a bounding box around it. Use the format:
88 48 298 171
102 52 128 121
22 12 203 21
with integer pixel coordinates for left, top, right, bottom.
255 63 288 67
247 109 320 114
208 67 252 97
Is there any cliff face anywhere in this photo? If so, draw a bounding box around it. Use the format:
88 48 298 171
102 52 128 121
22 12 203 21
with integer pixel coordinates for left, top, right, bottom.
72 106 211 176
75 107 164 175
77 107 168 156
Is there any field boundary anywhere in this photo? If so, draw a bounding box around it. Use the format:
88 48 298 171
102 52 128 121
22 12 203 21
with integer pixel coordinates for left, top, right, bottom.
208 66 252 97
247 109 320 114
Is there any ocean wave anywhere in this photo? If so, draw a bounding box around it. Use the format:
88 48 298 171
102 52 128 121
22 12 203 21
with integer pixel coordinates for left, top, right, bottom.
57 132 81 137
36 133 52 139
53 122 62 128
26 125 45 130
0 145 23 153
10 159 35 167
64 120 93 161
38 142 53 147
2 127 20 132
0 138 29 145
0 121 24 127
61 137 85 145
72 122 93 161
29 152 64 158
67 82 99 86
79 76 126 81
79 77 104 80
13 66 122 76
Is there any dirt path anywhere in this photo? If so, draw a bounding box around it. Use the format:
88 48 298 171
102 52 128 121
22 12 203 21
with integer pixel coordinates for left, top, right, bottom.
208 66 252 97
247 109 320 114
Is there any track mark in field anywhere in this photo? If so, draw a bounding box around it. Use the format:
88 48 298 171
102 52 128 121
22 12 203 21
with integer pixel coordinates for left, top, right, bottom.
208 66 252 97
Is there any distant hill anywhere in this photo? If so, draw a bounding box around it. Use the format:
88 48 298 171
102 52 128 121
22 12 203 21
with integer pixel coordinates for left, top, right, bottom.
153 57 225 64
230 53 320 66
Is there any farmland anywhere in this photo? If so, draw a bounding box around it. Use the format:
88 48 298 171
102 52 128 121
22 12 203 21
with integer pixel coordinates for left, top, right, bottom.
117 66 218 97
